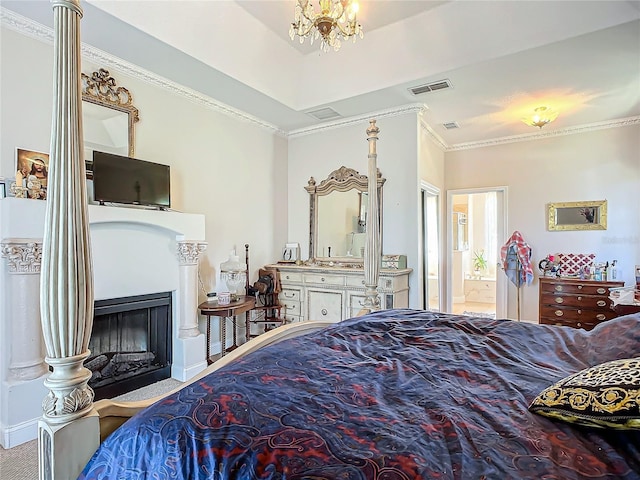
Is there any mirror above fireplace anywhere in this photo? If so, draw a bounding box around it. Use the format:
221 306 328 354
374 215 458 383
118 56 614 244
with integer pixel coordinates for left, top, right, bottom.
82 68 139 159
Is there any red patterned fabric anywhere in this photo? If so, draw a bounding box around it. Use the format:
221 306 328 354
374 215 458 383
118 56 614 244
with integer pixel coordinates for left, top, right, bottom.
557 253 596 275
501 231 533 286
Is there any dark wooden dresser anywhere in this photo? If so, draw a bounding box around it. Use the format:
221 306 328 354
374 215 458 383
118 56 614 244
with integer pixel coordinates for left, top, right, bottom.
539 277 624 330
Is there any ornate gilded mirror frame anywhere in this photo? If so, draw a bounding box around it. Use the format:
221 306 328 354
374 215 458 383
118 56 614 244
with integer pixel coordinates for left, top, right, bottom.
547 200 607 231
81 68 139 158
306 166 385 265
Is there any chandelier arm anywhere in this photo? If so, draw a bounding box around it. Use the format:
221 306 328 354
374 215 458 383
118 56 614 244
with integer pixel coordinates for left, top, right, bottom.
334 21 358 36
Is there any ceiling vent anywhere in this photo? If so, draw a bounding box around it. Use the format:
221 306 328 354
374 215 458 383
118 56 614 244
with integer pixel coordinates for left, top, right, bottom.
442 121 459 130
306 107 342 121
409 79 452 96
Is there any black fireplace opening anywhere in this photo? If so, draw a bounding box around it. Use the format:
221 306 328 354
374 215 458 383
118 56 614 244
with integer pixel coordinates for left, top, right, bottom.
85 291 172 400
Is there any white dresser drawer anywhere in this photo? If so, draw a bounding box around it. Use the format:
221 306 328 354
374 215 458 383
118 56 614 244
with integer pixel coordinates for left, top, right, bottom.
280 289 300 301
308 290 343 322
281 300 301 316
280 271 302 283
345 276 367 287
284 314 302 323
304 273 344 286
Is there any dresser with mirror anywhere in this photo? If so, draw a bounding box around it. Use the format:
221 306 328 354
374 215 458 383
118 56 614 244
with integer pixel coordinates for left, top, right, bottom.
268 166 411 323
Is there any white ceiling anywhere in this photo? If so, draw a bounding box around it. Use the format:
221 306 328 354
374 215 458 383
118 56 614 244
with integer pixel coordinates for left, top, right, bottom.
4 1 640 148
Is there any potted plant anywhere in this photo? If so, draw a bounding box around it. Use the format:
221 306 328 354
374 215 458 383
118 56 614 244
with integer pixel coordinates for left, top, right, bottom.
473 250 488 275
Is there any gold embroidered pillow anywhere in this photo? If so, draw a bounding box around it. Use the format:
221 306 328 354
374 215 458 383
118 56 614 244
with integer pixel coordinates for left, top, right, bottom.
529 358 640 429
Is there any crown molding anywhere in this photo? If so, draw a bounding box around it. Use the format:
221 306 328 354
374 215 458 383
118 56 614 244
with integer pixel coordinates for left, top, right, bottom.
418 115 448 152
4 7 638 146
1 7 286 137
445 116 640 151
288 104 427 138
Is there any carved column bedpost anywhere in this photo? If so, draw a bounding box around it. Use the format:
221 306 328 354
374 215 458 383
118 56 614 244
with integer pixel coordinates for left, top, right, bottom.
362 120 381 312
38 1 100 479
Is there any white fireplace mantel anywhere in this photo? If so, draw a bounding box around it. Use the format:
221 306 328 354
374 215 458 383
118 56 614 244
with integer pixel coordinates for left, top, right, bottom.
0 197 208 448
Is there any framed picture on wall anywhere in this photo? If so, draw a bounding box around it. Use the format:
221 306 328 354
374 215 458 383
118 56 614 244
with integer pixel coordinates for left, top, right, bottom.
15 148 49 200
547 200 607 231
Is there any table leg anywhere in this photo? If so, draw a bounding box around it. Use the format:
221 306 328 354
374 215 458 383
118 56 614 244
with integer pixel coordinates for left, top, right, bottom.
206 314 212 365
245 312 250 343
220 315 227 357
232 315 238 349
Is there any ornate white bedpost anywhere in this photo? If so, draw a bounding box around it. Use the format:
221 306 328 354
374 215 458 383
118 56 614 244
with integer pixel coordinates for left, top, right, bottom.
38 1 100 479
362 120 381 312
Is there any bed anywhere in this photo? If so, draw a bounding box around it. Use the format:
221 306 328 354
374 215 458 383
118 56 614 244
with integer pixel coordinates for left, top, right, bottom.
38 3 639 479
77 309 640 479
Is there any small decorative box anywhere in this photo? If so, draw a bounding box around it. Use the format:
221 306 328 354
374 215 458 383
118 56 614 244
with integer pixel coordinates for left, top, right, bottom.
382 254 407 269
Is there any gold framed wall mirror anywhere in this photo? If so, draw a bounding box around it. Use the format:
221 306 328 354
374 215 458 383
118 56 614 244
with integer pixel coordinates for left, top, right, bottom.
306 166 385 264
81 68 139 164
547 200 607 231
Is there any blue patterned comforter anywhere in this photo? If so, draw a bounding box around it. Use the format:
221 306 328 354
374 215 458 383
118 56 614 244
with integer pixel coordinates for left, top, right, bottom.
79 310 640 479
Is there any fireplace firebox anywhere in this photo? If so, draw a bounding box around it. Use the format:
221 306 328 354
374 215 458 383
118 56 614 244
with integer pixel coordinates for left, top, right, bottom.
85 291 172 400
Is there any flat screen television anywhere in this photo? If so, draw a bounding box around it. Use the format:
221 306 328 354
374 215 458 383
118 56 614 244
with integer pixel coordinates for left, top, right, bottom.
92 151 170 208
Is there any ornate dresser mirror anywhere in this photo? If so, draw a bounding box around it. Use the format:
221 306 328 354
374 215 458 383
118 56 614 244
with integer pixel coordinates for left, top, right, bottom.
81 68 139 160
306 166 385 264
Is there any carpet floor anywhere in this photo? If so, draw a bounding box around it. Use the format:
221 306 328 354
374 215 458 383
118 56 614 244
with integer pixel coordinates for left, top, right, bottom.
0 378 182 480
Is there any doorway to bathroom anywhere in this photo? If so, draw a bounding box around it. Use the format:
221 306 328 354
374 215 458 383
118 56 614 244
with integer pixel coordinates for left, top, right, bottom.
446 187 507 318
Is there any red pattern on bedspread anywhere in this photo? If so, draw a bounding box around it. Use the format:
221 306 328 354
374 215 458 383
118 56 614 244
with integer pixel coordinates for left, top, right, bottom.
79 310 640 479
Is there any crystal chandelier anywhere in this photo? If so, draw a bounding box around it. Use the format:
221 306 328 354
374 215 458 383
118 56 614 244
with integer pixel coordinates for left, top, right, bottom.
289 0 363 53
521 106 559 129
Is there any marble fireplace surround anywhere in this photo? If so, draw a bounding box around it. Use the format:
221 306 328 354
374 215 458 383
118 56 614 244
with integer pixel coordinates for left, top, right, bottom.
0 198 207 447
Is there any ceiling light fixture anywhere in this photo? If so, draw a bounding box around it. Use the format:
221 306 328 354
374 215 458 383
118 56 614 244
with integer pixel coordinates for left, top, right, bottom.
522 106 559 129
289 0 363 53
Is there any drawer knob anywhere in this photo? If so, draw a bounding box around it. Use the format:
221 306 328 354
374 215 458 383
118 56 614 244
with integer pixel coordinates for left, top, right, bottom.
321 308 328 316
554 285 564 292
554 310 563 317
576 322 582 328
578 309 582 314
286 275 290 280
577 296 582 301
577 285 583 290
596 314 606 321
362 280 365 285
597 300 606 307
321 277 325 282
597 288 606 294
555 297 564 304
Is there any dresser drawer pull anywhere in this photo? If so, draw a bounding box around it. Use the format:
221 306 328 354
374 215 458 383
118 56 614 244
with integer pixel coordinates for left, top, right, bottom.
285 303 296 309
576 322 582 328
597 300 606 307
362 280 365 285
577 285 583 290
596 314 606 321
321 308 328 316
554 285 564 292
597 288 606 295
321 277 325 282
554 310 563 317
285 275 290 280
554 297 564 304
577 309 582 314
283 292 295 298
577 296 582 301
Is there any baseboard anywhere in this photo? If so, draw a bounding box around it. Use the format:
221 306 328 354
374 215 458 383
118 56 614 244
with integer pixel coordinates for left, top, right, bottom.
171 359 208 382
0 417 38 448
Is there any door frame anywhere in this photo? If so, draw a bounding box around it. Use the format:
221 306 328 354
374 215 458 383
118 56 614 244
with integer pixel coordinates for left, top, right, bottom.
420 181 442 311
445 186 508 318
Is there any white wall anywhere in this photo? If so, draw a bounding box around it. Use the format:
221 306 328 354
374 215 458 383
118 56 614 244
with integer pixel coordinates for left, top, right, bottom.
0 26 287 446
288 114 422 307
445 125 640 321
